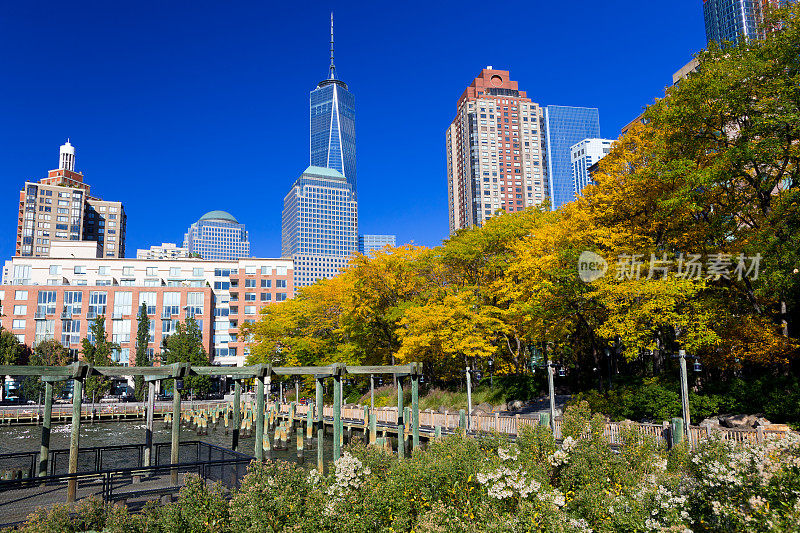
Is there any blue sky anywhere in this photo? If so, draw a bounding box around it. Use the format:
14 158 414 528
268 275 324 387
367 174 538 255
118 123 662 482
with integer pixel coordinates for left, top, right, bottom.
0 1 706 260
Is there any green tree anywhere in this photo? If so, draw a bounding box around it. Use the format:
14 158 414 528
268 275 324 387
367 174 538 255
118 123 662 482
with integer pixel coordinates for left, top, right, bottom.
0 329 27 401
163 318 211 396
80 317 119 404
133 303 152 401
19 339 70 401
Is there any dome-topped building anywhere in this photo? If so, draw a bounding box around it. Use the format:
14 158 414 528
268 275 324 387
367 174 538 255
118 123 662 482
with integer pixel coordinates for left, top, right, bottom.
183 210 250 260
199 210 239 224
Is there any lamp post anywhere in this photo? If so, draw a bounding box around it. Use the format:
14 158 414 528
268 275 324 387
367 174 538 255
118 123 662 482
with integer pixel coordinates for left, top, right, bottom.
465 366 472 431
671 349 701 444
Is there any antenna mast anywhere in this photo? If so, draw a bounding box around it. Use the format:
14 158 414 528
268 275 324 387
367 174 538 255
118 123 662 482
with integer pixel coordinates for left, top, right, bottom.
329 12 336 80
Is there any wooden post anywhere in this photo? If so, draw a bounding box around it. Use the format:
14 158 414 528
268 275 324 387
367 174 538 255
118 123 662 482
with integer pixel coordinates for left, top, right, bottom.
548 364 556 433
170 379 181 484
411 373 420 450
297 419 304 463
333 374 342 461
397 376 404 459
67 377 83 502
232 380 241 451
370 374 375 411
459 409 466 430
316 376 324 473
306 406 313 443
254 375 265 461
369 413 377 444
38 381 53 477
670 417 684 448
144 380 155 467
295 381 300 404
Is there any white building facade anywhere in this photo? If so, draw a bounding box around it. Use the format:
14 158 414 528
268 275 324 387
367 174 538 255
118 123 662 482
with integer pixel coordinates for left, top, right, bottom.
569 138 614 198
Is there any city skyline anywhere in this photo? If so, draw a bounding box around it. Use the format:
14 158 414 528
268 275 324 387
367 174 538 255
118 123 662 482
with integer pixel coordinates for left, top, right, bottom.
0 1 707 261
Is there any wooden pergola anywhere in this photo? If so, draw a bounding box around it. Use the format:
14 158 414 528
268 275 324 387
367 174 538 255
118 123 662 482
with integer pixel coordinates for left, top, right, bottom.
0 361 422 501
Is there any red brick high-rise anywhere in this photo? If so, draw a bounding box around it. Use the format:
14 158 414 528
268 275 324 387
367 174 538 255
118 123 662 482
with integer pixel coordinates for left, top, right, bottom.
446 68 548 233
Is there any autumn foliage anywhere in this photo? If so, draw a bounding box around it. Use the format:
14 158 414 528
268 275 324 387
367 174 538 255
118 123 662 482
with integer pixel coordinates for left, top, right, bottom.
243 4 800 381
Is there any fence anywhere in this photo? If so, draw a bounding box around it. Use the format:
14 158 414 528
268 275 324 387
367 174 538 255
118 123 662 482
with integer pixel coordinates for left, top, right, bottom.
0 401 223 425
286 402 790 450
0 441 252 527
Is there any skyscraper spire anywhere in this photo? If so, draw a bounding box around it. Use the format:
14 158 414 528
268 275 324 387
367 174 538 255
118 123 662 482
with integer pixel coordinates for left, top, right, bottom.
329 12 336 80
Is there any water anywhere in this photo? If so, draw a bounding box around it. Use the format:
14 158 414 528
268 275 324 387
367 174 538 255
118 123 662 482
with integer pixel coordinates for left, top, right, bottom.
0 420 355 467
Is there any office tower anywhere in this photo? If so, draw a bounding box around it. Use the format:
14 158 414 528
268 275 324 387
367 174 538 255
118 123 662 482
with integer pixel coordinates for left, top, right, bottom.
446 67 548 233
281 166 357 290
358 234 396 255
310 14 357 193
16 141 126 258
1 256 293 367
703 0 789 46
183 211 250 261
544 106 600 210
136 242 190 259
570 139 614 198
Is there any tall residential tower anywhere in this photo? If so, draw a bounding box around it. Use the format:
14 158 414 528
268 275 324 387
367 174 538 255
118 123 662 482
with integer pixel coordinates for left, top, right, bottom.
446 67 548 233
16 141 127 258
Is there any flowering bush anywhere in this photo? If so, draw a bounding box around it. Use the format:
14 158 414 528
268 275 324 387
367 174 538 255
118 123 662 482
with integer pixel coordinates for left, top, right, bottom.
8 406 800 533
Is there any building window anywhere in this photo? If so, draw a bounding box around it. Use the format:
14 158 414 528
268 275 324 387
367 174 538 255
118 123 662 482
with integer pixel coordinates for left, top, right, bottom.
260 293 271 302
187 292 204 317
88 291 107 318
13 305 27 315
261 279 271 288
15 290 28 301
276 293 287 302
61 319 81 346
63 291 82 316
112 319 131 344
37 290 56 316
139 292 157 315
122 266 134 276
169 267 181 277
146 267 158 276
12 319 25 330
276 280 287 288
163 292 180 316
49 265 61 275
244 305 256 315
35 319 55 344
113 291 132 317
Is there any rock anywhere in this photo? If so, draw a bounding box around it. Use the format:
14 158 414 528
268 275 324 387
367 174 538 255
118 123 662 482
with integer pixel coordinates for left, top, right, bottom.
699 418 723 430
508 400 525 412
437 406 449 414
473 402 492 414
493 403 508 413
719 414 771 429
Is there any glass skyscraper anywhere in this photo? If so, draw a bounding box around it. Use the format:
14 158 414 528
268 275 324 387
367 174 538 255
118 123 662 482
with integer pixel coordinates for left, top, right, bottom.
309 32 357 194
183 211 250 260
703 0 789 46
544 106 600 210
281 166 358 290
358 234 396 255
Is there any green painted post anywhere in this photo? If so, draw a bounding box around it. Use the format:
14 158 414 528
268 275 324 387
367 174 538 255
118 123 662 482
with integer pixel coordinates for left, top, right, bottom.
539 413 550 429
144 380 155 467
459 409 466 430
671 417 684 448
232 380 241 451
411 374 419 450
369 413 377 444
306 406 313 442
170 379 181 485
397 376 404 459
315 377 324 473
333 374 342 461
255 376 265 461
38 381 53 477
434 425 442 439
67 378 83 502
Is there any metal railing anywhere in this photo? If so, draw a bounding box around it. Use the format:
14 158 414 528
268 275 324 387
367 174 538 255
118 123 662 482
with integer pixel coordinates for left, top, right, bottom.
0 441 252 527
